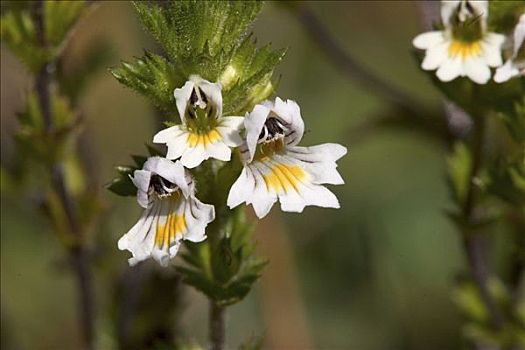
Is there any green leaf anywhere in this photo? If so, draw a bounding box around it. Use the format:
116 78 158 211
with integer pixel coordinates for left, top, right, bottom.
43 0 85 47
498 96 525 144
15 91 80 165
0 8 48 71
133 1 262 70
115 1 285 114
447 141 472 206
1 1 87 72
221 36 286 115
111 51 183 112
485 154 525 206
179 208 266 306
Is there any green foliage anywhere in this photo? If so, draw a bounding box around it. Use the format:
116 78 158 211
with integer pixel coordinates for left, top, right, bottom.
179 208 267 306
15 91 80 165
106 145 163 197
485 155 525 207
488 1 525 34
238 334 264 350
112 52 181 112
497 96 525 144
0 1 86 72
452 278 525 349
112 0 284 117
447 142 472 206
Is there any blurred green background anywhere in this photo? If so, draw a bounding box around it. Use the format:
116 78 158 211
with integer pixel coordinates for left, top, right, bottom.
1 1 465 349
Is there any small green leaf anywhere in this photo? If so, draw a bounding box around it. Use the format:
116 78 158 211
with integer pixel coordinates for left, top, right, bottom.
447 141 472 206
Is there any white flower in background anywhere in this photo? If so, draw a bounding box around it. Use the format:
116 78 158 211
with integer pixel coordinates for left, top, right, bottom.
494 14 525 83
153 75 244 168
413 0 505 84
227 98 347 219
118 157 215 266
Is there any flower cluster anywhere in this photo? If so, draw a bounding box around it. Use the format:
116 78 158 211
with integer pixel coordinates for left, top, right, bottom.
413 0 524 84
119 76 347 266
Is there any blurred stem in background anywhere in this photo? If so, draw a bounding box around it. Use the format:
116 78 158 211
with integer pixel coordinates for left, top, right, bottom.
32 4 95 348
287 1 524 348
1 1 105 348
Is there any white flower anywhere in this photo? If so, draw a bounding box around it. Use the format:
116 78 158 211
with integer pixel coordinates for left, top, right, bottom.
494 14 525 83
413 0 505 84
227 98 347 219
118 157 215 266
153 75 244 169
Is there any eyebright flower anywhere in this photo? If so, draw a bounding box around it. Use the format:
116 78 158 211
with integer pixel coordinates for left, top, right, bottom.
494 14 525 83
118 157 215 266
153 75 244 168
227 97 347 218
413 0 505 84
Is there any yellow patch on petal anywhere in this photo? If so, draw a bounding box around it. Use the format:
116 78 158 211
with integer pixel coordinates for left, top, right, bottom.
186 129 221 148
262 163 306 194
448 40 481 59
155 213 186 249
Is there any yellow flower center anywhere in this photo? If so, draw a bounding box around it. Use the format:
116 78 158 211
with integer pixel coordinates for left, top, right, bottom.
155 212 186 249
262 163 306 194
186 129 221 147
448 40 482 59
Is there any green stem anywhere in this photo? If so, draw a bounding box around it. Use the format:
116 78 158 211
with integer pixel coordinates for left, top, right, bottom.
33 3 95 349
461 116 504 331
209 302 225 350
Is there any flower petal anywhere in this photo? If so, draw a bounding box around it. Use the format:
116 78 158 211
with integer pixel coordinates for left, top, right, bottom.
413 31 445 50
227 167 255 209
182 197 215 242
421 41 449 70
131 169 152 208
272 97 304 146
180 146 207 169
494 60 519 83
436 57 462 82
217 116 244 147
464 56 491 84
143 157 189 195
205 141 231 162
195 77 223 119
245 104 271 162
174 80 194 123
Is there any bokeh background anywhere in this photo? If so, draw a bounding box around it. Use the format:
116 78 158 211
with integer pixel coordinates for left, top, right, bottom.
1 1 465 349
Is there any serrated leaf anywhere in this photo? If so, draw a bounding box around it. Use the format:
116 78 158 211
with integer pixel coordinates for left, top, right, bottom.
116 1 284 113
111 51 183 112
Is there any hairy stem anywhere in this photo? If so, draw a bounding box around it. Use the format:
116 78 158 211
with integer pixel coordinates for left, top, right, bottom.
461 117 504 331
33 2 95 349
209 302 225 350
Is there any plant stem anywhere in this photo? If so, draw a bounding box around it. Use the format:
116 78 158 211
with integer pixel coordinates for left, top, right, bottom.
209 302 225 350
33 2 95 349
461 116 504 331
